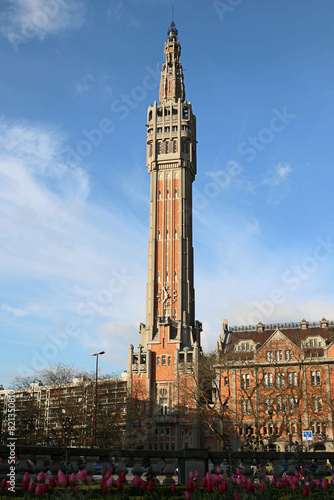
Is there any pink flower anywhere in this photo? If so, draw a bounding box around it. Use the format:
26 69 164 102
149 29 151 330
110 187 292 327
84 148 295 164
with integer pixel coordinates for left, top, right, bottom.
259 481 265 492
1 479 7 489
28 481 36 492
133 475 141 487
22 472 30 490
194 470 200 479
221 480 228 492
105 468 112 479
322 478 330 491
35 484 44 497
119 471 126 483
187 480 194 491
148 480 154 492
247 479 255 493
106 476 115 487
49 476 57 488
116 481 123 492
291 483 297 492
74 485 80 495
202 477 207 487
302 486 309 497
36 472 47 482
216 466 222 473
236 468 241 475
141 480 147 491
316 479 321 487
207 481 214 493
43 484 49 494
57 470 68 487
185 492 191 500
189 471 194 479
69 473 77 484
77 470 89 484
101 482 107 495
171 483 176 494
277 481 283 490
234 492 240 500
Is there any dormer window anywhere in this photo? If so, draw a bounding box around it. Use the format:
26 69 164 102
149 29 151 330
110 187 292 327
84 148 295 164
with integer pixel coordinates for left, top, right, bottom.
237 342 250 352
305 337 322 348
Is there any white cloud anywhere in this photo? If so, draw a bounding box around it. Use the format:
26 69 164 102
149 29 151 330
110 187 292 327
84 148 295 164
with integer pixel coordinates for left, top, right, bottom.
1 303 28 317
264 162 293 186
0 0 86 47
0 117 89 202
107 1 140 28
0 116 149 379
74 73 96 96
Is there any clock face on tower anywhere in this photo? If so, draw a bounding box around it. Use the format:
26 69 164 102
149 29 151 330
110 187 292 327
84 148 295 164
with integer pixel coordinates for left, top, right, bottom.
157 285 178 307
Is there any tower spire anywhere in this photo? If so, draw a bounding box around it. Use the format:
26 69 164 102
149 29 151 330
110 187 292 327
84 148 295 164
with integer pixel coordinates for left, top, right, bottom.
159 20 185 104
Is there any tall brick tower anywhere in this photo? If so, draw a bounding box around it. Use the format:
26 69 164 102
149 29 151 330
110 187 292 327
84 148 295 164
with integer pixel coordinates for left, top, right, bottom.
127 21 202 450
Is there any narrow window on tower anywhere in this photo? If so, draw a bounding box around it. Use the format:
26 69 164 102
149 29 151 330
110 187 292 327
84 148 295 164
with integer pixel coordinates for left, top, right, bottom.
166 142 169 154
157 127 162 133
168 356 172 365
158 229 161 240
174 187 178 197
158 189 161 200
158 142 162 154
166 229 169 238
157 357 160 366
173 140 177 153
166 189 169 198
162 355 166 366
174 309 177 319
157 271 160 282
166 271 169 281
174 228 177 238
165 127 170 133
172 126 178 132
174 270 177 280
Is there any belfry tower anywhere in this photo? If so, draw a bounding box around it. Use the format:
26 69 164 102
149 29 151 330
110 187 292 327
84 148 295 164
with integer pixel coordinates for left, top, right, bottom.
127 21 202 450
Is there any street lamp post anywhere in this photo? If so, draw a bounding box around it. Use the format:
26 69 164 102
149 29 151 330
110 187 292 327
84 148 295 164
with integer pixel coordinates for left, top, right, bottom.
91 351 105 447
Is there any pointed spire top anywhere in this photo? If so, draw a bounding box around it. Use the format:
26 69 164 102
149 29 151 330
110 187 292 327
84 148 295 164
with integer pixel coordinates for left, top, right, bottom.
159 17 185 104
167 18 178 41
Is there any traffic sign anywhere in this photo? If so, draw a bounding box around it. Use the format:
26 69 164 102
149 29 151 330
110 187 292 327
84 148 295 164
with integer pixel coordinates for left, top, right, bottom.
303 430 313 440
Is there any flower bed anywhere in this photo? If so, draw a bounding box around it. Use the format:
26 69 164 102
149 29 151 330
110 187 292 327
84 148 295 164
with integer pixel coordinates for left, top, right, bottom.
1 466 334 499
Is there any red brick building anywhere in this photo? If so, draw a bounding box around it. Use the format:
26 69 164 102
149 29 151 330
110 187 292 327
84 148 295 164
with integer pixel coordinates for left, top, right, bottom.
206 318 334 452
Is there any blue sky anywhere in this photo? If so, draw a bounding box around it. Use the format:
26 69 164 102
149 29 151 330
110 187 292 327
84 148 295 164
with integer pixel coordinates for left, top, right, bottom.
1 0 334 388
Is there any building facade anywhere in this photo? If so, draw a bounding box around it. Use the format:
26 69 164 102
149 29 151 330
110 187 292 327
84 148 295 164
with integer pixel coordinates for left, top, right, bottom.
206 318 334 452
0 375 127 448
127 21 202 450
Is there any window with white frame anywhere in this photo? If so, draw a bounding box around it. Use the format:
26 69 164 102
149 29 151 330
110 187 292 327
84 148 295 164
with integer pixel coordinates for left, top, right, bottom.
311 370 321 386
266 351 273 361
241 373 250 389
275 372 285 387
263 372 273 388
241 399 251 414
312 397 323 413
285 350 292 360
288 372 297 386
275 350 283 362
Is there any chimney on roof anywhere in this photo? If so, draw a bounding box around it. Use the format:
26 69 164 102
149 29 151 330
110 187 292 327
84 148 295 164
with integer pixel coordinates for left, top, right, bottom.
301 318 308 329
321 317 328 328
257 321 264 332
